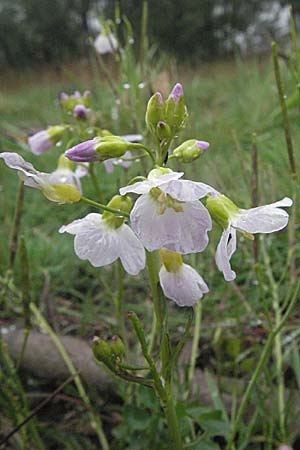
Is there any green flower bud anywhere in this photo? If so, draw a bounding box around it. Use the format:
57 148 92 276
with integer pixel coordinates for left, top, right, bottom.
47 125 66 144
172 139 210 163
156 121 171 142
148 167 172 179
92 337 113 364
57 154 74 170
102 195 132 229
111 335 125 358
145 92 165 133
206 194 240 229
93 136 130 160
165 83 188 132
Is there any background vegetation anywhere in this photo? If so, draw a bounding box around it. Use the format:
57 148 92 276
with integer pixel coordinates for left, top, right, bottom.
1 1 300 449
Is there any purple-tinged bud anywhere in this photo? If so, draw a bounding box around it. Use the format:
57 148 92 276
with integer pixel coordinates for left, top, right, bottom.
168 83 183 102
277 445 293 450
172 139 209 163
65 139 99 162
60 92 68 100
73 104 88 119
73 90 81 99
83 90 91 98
28 130 52 155
195 140 210 151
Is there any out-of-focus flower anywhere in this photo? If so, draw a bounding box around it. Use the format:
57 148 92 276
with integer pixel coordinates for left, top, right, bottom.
0 152 81 204
28 126 66 155
159 248 209 306
73 104 88 119
120 168 215 254
94 32 118 54
104 150 133 173
60 90 91 111
206 193 293 281
59 195 145 275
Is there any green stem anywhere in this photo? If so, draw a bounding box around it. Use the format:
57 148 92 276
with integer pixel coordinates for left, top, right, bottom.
131 143 155 164
163 393 184 450
225 281 299 450
262 239 285 439
146 250 163 343
30 304 110 450
9 181 25 271
81 196 130 217
128 312 183 450
187 302 202 395
272 42 297 179
113 261 128 350
89 163 105 203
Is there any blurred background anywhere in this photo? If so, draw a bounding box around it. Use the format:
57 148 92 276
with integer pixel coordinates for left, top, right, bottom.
0 0 299 70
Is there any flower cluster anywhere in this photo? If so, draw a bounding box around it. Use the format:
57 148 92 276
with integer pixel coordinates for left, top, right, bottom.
0 82 292 308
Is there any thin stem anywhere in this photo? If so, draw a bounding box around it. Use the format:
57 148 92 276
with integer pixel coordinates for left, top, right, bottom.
81 196 130 217
251 133 259 264
30 303 109 450
262 239 285 439
272 42 297 179
225 281 299 450
146 250 163 343
113 261 128 350
187 302 202 396
89 163 105 203
9 181 24 271
131 143 155 164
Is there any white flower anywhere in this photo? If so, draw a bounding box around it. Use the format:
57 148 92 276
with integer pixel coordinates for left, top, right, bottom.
120 169 215 254
159 248 208 307
0 152 81 203
94 33 118 54
59 213 145 275
212 196 293 281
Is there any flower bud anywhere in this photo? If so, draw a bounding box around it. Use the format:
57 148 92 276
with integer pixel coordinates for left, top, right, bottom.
95 137 130 159
206 194 240 229
103 194 132 228
28 126 66 155
172 139 209 163
156 121 171 142
92 336 113 364
277 446 293 450
148 167 172 179
65 139 99 162
111 335 125 358
73 104 88 119
165 83 188 132
145 92 164 133
159 248 183 273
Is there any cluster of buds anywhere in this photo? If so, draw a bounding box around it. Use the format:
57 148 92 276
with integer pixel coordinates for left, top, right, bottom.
92 335 125 369
60 90 91 114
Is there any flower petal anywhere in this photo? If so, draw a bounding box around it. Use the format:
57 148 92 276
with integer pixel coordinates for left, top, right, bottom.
60 213 119 267
130 194 212 254
232 197 292 234
215 226 237 281
117 224 145 275
119 171 184 196
159 263 209 307
161 179 217 201
0 152 44 188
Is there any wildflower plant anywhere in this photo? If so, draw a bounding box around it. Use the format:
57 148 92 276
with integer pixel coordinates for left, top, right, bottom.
1 75 294 449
